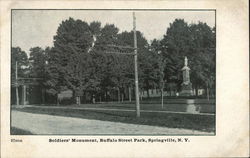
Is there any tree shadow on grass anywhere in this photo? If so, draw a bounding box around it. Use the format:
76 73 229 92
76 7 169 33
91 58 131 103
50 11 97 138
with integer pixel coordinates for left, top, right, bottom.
11 127 33 135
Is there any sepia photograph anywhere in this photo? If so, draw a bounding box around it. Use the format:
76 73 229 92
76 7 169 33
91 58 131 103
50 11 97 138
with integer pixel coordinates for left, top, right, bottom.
10 9 216 135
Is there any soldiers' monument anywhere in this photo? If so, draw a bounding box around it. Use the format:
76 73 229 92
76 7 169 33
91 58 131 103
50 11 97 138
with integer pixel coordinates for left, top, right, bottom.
180 56 193 96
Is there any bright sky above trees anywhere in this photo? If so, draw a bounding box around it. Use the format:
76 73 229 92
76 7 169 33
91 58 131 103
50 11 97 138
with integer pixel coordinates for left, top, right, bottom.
12 10 215 54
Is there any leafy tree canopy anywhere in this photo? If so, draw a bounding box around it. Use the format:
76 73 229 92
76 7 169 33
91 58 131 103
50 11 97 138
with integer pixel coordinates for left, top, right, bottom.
11 47 28 81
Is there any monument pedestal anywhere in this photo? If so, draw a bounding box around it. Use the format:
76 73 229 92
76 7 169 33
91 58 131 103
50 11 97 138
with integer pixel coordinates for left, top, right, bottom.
180 82 193 96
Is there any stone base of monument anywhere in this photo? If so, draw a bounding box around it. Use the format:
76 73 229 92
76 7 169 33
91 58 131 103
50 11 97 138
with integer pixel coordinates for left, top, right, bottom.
180 83 193 96
186 99 200 114
180 89 193 96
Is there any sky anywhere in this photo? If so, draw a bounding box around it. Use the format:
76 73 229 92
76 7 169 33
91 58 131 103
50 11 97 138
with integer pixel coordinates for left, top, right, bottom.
12 10 215 55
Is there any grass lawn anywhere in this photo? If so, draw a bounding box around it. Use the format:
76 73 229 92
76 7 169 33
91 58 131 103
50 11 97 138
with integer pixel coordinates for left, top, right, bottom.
29 99 215 114
78 102 215 113
11 127 33 135
14 105 215 133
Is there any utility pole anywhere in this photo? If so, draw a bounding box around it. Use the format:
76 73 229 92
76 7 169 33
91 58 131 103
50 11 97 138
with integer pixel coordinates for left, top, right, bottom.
159 60 164 109
133 12 140 117
15 61 19 106
161 59 166 109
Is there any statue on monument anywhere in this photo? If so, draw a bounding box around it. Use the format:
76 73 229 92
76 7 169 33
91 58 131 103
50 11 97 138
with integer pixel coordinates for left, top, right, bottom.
184 56 188 66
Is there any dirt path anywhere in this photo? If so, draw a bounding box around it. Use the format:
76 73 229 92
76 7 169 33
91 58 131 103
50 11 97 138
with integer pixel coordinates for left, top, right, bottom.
11 110 213 135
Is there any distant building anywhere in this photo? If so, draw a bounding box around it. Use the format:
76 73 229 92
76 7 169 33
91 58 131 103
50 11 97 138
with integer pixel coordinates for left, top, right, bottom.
141 89 170 98
193 88 205 96
58 90 73 99
57 90 73 104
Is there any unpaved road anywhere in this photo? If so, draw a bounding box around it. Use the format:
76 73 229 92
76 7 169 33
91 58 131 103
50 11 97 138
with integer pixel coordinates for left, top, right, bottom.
11 110 213 135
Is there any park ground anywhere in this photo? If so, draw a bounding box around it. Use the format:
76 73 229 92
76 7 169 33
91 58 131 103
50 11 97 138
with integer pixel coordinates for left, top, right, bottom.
11 98 215 135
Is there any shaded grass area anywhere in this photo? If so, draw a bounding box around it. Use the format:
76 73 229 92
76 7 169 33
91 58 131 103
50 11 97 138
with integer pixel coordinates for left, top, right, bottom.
140 97 215 104
30 102 215 114
11 127 33 135
14 107 215 133
77 103 215 113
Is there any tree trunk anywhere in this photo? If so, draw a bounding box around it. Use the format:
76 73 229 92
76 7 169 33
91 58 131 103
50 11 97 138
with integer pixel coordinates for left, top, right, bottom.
161 88 164 109
128 87 131 102
16 86 19 105
122 93 124 102
117 87 120 102
147 89 150 98
15 62 19 106
170 87 172 97
57 94 59 105
195 85 198 97
105 91 107 102
207 85 210 101
140 90 143 101
41 88 45 104
83 92 87 104
162 81 165 108
124 87 128 100
22 85 27 105
92 94 95 104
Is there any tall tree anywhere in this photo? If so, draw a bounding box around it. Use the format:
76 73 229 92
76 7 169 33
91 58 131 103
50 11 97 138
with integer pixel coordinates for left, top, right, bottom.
92 24 135 101
28 46 49 103
11 47 29 81
46 17 94 104
161 19 190 90
117 31 153 99
11 47 28 105
188 22 215 97
29 47 48 78
160 19 215 96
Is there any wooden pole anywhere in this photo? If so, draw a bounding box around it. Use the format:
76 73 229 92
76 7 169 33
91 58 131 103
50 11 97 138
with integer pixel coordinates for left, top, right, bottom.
22 85 26 105
160 60 166 109
15 61 19 106
133 12 140 117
